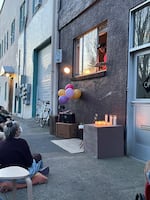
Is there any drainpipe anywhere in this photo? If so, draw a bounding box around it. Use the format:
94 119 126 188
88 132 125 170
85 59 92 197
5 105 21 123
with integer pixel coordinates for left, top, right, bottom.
51 0 59 116
23 0 29 75
22 0 29 118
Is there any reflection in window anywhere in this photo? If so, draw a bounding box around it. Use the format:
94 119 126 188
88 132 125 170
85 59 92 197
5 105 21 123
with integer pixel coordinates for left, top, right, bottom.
74 30 97 75
134 4 150 47
82 29 97 75
136 53 150 98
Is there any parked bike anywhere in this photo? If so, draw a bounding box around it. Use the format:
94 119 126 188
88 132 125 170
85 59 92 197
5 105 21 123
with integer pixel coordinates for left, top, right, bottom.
39 101 51 128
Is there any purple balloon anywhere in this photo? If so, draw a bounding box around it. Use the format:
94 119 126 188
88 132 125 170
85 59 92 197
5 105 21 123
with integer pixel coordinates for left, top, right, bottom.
65 88 74 98
59 95 69 104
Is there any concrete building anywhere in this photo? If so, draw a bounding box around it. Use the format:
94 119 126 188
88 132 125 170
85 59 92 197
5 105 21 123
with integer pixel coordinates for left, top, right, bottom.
57 0 150 161
0 0 58 118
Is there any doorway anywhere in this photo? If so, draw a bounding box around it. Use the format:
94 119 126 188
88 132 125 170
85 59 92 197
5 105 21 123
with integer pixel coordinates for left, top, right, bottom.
127 51 150 160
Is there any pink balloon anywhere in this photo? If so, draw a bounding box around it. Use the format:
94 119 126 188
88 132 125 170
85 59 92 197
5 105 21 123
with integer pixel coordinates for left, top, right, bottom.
65 88 74 98
59 96 69 104
65 83 74 90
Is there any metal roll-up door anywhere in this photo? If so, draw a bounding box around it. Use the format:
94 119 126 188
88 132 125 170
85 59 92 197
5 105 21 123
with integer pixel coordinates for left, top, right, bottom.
37 45 52 102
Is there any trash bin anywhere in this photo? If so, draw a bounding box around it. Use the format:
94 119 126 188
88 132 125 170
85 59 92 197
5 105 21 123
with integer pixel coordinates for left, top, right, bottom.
49 115 58 135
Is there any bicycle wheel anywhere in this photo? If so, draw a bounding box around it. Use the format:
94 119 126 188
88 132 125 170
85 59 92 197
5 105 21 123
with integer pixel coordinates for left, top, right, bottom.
39 118 46 127
35 114 40 123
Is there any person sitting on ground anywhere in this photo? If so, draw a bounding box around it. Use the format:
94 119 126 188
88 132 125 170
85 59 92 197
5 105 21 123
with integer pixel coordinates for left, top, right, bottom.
0 106 12 121
0 116 7 140
0 120 49 192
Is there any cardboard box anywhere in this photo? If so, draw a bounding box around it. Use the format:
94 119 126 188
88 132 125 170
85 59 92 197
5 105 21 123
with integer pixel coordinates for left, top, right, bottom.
56 122 77 138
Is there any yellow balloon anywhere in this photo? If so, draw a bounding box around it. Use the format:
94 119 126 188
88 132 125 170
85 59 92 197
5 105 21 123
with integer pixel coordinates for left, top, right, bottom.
72 89 81 99
58 89 65 96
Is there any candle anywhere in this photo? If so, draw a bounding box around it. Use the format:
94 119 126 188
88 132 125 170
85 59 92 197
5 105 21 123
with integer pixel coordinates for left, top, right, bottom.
105 114 108 122
113 115 117 125
109 115 113 125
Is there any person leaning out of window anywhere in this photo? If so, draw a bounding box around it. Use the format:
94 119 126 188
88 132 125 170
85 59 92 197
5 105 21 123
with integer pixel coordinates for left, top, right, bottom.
95 43 107 71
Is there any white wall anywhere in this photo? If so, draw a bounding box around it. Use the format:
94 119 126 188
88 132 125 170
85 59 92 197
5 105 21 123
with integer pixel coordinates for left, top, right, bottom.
16 0 54 118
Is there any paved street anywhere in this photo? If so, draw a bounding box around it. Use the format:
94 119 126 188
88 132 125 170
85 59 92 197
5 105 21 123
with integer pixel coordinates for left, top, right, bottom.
2 116 146 200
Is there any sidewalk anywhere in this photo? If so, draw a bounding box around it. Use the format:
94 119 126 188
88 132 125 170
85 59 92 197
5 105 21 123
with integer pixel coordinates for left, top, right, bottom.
4 117 146 200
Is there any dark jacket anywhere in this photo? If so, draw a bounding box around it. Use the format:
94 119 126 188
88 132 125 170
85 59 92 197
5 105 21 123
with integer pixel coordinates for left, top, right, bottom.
0 137 33 169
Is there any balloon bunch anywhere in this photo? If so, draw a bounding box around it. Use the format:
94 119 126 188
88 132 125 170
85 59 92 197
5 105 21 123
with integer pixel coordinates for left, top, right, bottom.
58 84 82 105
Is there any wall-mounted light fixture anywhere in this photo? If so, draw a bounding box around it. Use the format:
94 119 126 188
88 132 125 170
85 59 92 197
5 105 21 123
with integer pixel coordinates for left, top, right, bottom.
0 66 15 78
63 66 71 74
5 73 10 78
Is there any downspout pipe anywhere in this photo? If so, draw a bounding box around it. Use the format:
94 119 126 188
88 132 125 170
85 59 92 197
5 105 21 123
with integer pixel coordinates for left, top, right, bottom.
23 0 29 75
22 0 29 118
51 0 59 116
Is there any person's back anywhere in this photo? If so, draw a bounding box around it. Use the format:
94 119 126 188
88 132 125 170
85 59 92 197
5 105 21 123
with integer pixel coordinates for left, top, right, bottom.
0 137 33 169
0 120 49 193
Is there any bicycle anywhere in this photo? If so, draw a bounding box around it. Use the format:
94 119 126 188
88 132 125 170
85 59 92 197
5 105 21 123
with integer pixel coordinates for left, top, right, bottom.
39 101 51 128
34 99 43 123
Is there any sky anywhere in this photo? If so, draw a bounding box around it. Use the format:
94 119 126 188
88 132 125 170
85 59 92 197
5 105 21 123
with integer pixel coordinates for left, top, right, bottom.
0 0 4 10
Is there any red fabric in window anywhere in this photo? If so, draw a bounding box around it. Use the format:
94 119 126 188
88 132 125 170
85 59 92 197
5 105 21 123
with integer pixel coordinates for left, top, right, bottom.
145 182 150 200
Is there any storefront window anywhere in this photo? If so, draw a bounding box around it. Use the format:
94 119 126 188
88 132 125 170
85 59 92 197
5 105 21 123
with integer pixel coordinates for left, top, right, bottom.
133 4 150 47
136 53 150 98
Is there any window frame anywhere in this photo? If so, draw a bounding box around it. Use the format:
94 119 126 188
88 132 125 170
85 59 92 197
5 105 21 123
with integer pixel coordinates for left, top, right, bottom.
19 1 26 33
33 0 42 14
135 51 150 99
1 40 3 56
73 21 107 79
4 34 6 54
129 0 150 102
0 43 1 59
6 31 9 50
129 1 150 53
11 19 15 44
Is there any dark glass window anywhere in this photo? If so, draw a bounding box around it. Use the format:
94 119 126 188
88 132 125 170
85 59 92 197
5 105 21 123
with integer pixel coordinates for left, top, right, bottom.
19 1 25 32
11 19 15 44
133 4 150 47
136 53 150 98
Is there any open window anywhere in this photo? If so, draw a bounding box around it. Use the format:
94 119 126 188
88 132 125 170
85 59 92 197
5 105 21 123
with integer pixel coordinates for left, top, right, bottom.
73 21 107 77
97 32 107 62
